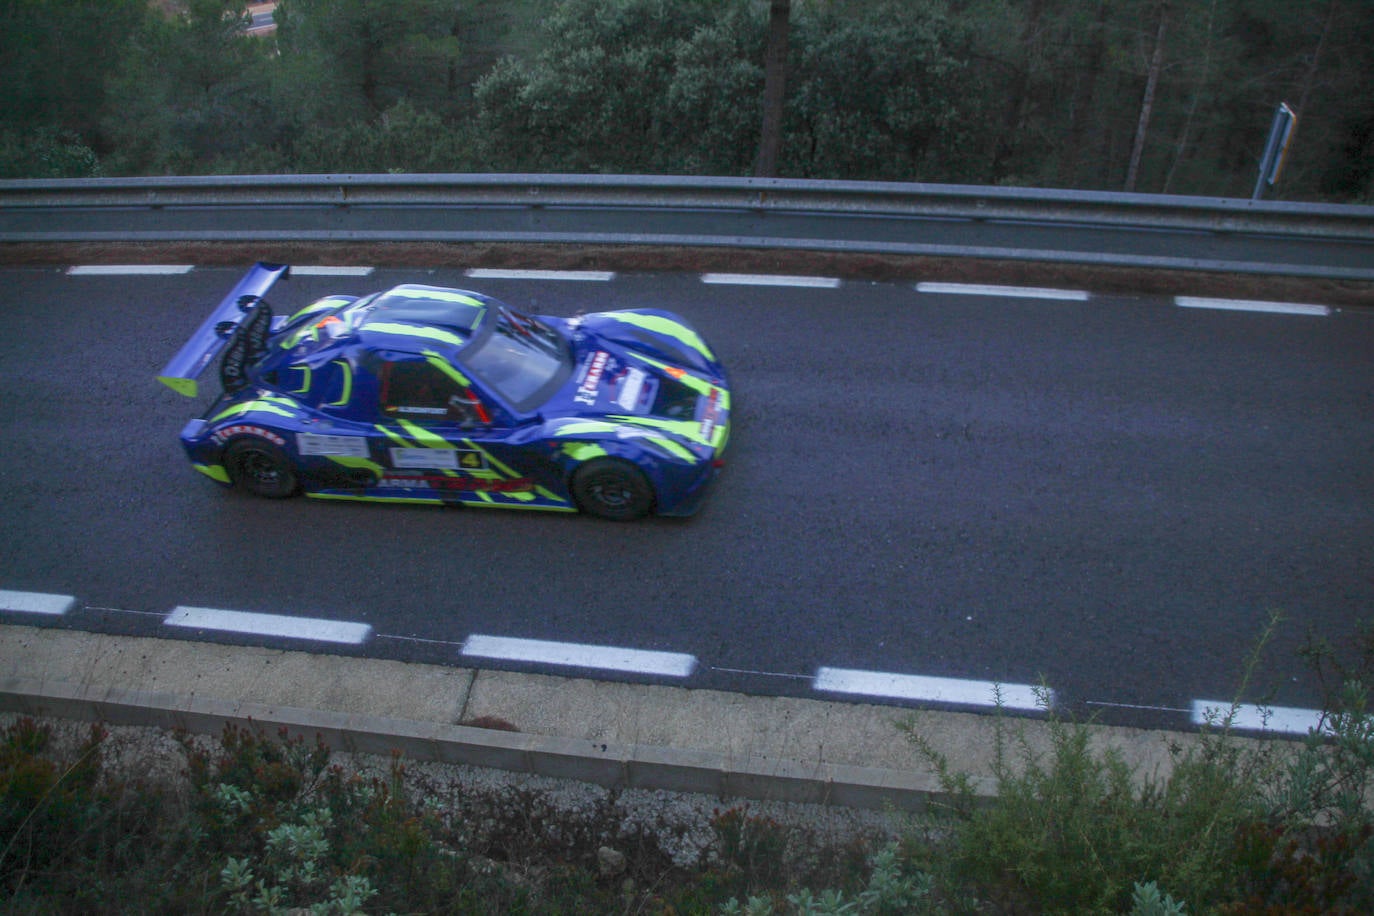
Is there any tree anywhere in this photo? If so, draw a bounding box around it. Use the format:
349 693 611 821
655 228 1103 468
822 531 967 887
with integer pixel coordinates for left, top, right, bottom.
754 0 791 177
664 4 766 175
101 0 276 174
291 100 474 173
473 0 731 173
984 0 1045 183
950 0 1119 188
273 0 465 126
1 0 1370 198
0 0 146 161
784 1 983 181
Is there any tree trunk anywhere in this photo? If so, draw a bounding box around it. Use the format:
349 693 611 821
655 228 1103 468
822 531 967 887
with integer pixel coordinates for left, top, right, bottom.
1124 3 1168 192
988 0 1044 181
755 0 791 178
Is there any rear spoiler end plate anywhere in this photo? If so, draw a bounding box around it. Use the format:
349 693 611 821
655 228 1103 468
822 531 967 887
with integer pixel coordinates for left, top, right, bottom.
157 262 289 397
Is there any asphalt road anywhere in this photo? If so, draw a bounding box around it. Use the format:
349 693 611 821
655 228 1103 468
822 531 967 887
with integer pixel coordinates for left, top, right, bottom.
2 264 1370 731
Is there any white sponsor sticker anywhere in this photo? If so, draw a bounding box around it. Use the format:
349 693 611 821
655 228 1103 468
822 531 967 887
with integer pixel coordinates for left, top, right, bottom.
297 433 370 458
390 447 460 470
615 367 647 410
574 350 610 405
698 388 721 443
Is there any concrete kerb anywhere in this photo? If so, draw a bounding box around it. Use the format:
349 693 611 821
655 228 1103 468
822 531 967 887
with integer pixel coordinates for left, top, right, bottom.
0 670 947 812
0 624 1229 813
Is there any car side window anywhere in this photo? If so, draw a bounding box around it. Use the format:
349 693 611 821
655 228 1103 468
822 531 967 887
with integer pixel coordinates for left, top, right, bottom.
378 360 491 426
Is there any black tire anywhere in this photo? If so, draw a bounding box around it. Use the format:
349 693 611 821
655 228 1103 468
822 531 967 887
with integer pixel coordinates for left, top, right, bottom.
571 458 654 520
223 437 298 499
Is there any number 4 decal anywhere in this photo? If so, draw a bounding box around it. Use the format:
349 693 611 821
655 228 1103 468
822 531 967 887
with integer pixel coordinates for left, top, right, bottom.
389 447 488 470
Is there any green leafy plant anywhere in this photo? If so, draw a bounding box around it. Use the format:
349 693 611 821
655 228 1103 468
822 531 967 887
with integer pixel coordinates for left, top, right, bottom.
1130 880 1187 916
718 841 939 915
898 616 1374 914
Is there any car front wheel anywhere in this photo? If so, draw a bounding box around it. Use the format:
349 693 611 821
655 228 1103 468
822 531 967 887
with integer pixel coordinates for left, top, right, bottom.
571 458 654 520
224 437 298 499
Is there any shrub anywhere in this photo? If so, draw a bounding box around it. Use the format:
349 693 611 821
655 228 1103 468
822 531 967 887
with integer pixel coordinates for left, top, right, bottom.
0 718 191 912
898 623 1374 914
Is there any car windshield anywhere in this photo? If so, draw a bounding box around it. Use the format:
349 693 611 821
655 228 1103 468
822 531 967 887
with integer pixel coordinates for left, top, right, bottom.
460 307 570 410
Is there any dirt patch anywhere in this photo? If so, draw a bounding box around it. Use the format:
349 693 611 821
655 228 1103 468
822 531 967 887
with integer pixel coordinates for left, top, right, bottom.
4 240 1371 307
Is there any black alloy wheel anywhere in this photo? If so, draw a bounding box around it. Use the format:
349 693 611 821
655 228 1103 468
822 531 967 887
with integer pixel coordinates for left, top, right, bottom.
223 438 299 499
571 458 654 520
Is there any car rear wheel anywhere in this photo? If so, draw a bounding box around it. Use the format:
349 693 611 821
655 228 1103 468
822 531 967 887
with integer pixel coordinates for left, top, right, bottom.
571 458 654 520
224 438 298 499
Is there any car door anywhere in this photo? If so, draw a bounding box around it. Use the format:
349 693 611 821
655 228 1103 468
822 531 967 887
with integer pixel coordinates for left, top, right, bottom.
371 357 573 510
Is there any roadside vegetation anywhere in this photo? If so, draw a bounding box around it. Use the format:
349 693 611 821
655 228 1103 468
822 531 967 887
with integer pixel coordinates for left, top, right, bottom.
2 0 1371 202
2 620 1372 914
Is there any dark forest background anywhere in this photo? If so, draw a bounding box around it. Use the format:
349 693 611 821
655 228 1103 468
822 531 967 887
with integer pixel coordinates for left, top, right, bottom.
2 0 1370 202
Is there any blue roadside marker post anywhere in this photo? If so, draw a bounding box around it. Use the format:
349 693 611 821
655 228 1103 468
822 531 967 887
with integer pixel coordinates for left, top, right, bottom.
1252 102 1296 201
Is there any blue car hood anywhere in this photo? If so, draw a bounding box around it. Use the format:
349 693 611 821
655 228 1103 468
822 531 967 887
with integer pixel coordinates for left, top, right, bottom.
542 310 730 452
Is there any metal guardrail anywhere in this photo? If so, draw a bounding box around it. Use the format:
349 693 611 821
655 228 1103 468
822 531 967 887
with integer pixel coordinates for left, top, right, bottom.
6 173 1373 233
3 173 1373 279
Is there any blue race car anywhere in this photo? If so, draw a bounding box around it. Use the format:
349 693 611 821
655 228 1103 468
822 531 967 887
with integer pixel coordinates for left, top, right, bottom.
158 263 730 519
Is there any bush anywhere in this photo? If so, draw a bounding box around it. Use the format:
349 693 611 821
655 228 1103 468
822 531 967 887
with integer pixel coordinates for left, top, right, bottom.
0 718 185 912
181 723 495 913
897 651 1374 914
0 128 102 178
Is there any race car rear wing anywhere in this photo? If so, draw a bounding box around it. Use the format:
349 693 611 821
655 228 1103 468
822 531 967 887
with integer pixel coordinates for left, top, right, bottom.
157 262 290 397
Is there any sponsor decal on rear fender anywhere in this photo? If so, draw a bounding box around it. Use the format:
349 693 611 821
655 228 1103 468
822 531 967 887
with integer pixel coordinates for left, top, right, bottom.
213 425 286 446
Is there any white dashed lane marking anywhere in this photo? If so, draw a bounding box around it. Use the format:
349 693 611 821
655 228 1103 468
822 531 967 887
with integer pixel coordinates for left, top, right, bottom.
1175 296 1331 316
701 273 842 288
67 265 195 275
916 282 1089 301
164 606 373 644
290 266 375 276
0 590 77 615
1190 700 1325 735
814 667 1050 712
465 269 616 281
462 634 698 678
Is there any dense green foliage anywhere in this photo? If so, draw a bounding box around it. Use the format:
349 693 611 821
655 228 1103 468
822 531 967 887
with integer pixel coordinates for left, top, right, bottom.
2 0 1370 200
